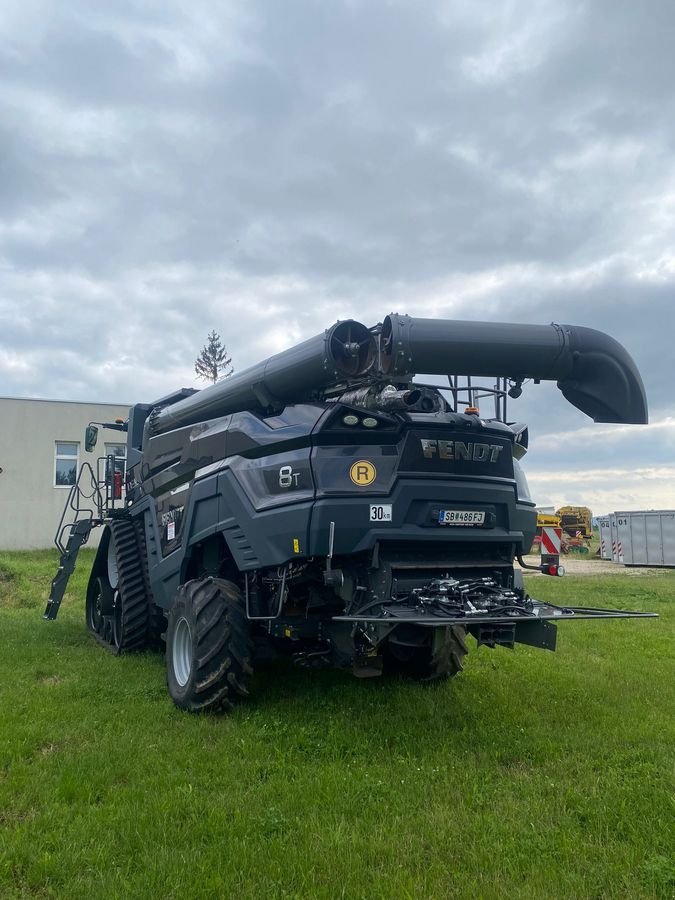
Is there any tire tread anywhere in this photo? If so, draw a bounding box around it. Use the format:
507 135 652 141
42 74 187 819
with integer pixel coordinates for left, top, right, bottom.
167 577 252 713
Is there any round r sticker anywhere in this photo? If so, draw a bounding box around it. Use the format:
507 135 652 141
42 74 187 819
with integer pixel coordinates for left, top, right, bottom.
350 460 376 486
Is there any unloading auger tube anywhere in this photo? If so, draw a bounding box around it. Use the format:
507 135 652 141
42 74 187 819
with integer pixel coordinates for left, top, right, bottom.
381 314 648 424
151 319 376 435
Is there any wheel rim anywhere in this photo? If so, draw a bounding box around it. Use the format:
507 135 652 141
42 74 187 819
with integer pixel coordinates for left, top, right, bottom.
107 536 119 590
173 617 192 687
88 589 103 633
112 589 123 649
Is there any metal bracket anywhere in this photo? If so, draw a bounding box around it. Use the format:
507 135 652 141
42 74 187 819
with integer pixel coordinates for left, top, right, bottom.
323 521 344 588
244 568 287 620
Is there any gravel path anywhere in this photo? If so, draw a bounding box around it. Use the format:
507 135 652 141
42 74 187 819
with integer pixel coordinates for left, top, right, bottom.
518 555 673 576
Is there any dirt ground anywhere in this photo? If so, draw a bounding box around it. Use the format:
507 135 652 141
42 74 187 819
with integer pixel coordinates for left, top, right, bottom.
518 555 673 576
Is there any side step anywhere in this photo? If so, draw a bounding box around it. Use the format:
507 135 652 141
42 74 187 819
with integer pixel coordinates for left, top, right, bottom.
43 520 95 621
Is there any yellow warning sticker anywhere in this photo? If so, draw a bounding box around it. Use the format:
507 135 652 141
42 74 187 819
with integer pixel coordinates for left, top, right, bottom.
293 538 300 553
349 460 377 486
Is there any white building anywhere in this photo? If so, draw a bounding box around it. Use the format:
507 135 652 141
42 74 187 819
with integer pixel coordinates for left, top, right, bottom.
0 397 129 550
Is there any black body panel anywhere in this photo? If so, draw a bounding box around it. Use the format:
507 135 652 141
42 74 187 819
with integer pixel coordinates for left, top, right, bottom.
137 398 538 610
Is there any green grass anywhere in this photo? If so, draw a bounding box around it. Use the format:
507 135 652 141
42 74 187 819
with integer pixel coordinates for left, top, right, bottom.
1 551 674 899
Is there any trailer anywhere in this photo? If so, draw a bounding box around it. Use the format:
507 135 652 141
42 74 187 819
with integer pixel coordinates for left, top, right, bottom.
615 510 675 568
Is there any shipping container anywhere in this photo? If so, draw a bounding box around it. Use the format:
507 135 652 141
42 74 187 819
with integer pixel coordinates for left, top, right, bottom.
616 514 630 564
609 514 620 563
598 516 612 560
614 510 675 567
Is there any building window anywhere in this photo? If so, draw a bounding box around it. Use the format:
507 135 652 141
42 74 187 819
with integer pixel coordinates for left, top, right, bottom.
105 443 127 478
54 442 79 487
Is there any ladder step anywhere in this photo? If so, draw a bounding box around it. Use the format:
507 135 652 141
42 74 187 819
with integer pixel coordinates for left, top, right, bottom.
44 522 95 620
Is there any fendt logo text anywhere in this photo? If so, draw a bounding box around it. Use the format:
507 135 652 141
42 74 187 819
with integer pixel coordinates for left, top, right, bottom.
420 439 504 463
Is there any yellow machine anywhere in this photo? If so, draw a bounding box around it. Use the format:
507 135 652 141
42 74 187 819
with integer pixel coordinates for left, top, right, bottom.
536 512 561 531
556 506 593 539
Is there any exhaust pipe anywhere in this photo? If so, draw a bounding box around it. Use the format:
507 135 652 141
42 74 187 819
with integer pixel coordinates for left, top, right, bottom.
152 320 376 435
381 314 648 424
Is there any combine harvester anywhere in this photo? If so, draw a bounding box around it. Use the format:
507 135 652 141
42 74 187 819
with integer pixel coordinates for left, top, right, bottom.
44 315 656 712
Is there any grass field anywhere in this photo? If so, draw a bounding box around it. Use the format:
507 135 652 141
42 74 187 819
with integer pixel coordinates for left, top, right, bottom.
1 551 673 899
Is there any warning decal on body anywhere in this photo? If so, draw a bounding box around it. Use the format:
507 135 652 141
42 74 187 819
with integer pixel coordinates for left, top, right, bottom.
349 460 376 486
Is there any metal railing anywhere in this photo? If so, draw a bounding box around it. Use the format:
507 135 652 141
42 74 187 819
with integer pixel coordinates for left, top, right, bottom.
54 461 105 553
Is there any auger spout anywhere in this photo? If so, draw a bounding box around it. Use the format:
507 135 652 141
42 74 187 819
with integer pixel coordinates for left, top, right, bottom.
151 319 376 435
381 314 648 424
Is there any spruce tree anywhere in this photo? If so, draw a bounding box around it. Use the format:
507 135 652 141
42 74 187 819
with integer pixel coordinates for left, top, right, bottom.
194 331 233 384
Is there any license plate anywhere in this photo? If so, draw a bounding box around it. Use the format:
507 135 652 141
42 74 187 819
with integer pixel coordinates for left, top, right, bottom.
438 509 485 525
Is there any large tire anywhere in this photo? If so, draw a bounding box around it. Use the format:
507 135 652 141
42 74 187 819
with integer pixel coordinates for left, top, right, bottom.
385 624 469 682
166 577 253 713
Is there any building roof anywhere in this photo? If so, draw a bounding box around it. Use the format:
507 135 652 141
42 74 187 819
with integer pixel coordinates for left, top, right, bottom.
0 396 130 407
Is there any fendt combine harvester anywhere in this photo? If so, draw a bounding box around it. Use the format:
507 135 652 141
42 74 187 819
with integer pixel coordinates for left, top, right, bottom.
45 314 655 712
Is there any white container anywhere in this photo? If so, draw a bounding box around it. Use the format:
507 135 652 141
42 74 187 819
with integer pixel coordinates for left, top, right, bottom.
598 516 612 560
609 514 620 563
615 510 675 567
615 514 631 564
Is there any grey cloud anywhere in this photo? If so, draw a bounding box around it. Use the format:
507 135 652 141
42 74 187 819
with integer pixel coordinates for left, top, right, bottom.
1 0 674 508
6 0 673 280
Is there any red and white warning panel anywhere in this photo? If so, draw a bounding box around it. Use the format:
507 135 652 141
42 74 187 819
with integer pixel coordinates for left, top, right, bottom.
541 526 562 555
540 526 565 576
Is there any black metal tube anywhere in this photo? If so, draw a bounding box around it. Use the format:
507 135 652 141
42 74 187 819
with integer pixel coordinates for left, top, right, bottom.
381 314 648 424
152 320 376 435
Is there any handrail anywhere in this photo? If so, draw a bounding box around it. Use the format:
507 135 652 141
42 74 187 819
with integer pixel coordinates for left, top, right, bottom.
54 462 105 554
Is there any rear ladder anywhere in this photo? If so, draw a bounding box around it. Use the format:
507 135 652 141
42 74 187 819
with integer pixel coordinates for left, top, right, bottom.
43 462 106 620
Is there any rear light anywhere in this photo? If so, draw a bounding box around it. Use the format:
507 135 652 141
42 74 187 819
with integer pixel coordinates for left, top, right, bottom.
342 414 359 426
362 417 378 428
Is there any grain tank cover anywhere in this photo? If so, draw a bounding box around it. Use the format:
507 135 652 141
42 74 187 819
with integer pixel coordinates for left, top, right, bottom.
381 314 647 424
151 319 375 435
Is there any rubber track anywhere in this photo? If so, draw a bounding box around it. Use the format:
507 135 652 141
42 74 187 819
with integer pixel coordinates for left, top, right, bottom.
92 517 150 655
132 515 165 648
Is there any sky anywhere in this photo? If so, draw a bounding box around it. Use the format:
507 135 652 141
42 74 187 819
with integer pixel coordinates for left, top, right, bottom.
1 0 674 514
